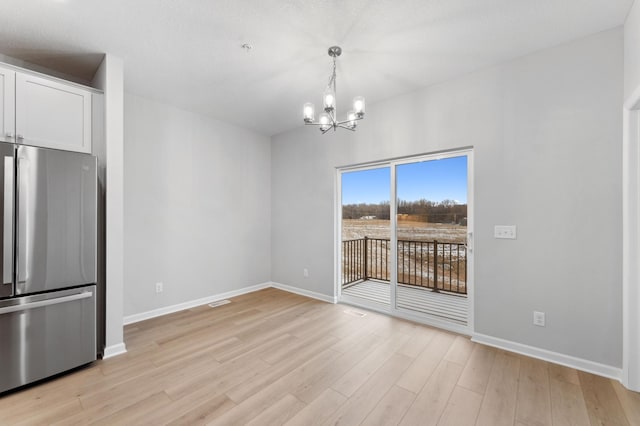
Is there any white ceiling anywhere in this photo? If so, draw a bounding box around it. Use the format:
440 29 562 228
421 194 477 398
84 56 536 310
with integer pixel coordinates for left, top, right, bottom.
0 0 633 136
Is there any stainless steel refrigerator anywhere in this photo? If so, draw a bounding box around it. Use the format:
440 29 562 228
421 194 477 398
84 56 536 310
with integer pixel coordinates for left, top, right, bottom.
0 142 97 393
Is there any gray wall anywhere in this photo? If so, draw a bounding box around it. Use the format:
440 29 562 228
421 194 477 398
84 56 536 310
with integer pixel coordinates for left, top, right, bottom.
124 93 271 317
625 0 640 100
271 28 623 367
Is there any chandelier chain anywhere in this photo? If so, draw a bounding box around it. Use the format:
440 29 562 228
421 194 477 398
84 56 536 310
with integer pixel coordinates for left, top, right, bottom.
327 55 337 93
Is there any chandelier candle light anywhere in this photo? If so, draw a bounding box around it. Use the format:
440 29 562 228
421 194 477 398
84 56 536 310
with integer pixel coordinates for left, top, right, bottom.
303 46 365 133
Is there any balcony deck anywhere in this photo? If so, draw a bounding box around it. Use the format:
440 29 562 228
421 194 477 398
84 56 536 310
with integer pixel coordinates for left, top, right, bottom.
342 280 468 325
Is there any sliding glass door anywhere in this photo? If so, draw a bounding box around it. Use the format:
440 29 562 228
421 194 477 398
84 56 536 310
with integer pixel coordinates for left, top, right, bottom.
394 154 470 329
337 150 473 334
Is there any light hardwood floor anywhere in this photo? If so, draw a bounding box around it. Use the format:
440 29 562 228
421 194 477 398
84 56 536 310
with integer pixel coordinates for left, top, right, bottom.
1 288 639 425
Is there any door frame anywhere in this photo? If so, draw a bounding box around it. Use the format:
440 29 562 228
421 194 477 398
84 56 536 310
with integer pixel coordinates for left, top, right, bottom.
622 87 640 391
334 148 474 336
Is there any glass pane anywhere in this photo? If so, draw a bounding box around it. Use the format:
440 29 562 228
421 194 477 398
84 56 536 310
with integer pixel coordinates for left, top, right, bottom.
396 156 468 323
341 167 391 307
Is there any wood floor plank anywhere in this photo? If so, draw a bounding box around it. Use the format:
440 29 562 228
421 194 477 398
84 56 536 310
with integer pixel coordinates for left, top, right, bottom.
443 335 475 366
370 315 420 340
328 311 387 353
290 332 385 404
12 398 83 426
396 331 456 393
437 385 483 426
0 289 638 426
331 332 410 397
244 393 306 426
578 371 630 426
612 380 640 425
456 343 497 395
0 366 101 421
360 385 416 426
165 394 236 426
475 351 520 426
548 363 580 386
283 388 347 426
225 334 342 403
89 391 172 426
396 326 435 358
515 356 552 426
165 356 269 401
210 348 343 425
324 353 413 425
548 373 591 426
261 332 339 366
286 306 351 339
399 360 464 426
151 336 241 367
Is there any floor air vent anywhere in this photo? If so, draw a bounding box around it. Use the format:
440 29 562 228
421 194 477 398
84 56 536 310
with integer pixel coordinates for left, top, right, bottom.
208 300 231 308
344 309 366 318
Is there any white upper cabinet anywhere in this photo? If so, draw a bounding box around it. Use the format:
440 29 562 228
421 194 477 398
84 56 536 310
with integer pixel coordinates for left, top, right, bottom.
15 73 92 153
0 66 16 144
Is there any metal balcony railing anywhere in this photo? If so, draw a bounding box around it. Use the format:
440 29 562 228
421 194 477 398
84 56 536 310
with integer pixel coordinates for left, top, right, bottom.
342 237 467 295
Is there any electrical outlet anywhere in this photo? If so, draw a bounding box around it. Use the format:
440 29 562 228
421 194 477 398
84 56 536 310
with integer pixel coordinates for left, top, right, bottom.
303 268 309 278
494 225 517 239
155 282 163 294
533 311 545 327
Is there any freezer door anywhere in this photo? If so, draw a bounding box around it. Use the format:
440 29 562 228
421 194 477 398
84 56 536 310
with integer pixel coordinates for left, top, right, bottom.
0 285 96 393
16 146 97 295
0 142 13 299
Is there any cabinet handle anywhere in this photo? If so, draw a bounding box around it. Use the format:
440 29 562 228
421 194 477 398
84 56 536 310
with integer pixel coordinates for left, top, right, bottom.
5 133 13 139
16 135 23 140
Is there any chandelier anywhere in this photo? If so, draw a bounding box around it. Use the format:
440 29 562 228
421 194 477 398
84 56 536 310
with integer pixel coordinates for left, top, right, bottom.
302 46 365 133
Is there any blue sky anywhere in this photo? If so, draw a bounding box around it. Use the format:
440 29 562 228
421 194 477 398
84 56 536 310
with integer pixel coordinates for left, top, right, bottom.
341 156 467 204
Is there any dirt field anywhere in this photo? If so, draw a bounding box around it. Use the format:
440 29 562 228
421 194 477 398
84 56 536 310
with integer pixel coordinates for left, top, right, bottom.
341 219 468 292
342 219 467 243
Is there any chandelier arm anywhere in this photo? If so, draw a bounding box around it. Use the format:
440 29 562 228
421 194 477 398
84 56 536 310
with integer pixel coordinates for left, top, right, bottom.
305 121 336 127
336 124 356 131
335 116 364 126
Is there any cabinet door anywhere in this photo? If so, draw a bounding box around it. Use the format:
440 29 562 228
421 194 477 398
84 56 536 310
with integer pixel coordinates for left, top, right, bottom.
16 73 91 153
0 66 15 144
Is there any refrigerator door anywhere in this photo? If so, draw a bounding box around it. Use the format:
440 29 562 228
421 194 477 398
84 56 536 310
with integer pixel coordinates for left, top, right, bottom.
16 146 97 295
0 142 13 299
0 285 96 393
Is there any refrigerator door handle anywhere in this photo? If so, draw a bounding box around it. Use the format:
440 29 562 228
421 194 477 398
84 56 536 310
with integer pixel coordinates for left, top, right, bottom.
0 291 93 315
2 155 13 285
15 155 27 289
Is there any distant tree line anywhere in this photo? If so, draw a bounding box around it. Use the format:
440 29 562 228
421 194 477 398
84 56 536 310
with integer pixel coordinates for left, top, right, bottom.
343 199 467 224
343 201 391 220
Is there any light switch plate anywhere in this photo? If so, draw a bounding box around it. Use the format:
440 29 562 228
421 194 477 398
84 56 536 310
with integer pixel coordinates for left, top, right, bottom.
494 225 517 239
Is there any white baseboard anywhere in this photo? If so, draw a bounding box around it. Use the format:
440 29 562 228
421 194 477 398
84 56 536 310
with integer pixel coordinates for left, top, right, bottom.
103 343 127 359
472 333 622 382
270 281 337 304
123 282 272 325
